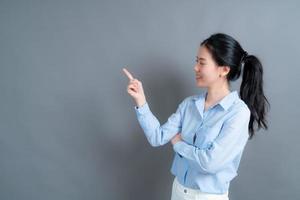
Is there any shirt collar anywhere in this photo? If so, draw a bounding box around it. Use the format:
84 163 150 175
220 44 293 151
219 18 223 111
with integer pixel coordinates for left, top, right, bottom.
192 90 239 111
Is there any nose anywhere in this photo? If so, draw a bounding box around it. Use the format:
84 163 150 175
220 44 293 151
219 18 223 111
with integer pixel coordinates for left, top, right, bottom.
194 64 199 72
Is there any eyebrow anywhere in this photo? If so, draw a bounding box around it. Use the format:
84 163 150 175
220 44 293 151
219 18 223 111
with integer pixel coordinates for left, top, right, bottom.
196 56 206 61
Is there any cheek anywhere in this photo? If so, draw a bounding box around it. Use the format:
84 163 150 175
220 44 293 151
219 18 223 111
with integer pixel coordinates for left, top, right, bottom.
196 66 219 85
203 70 216 80
208 67 220 78
202 72 219 84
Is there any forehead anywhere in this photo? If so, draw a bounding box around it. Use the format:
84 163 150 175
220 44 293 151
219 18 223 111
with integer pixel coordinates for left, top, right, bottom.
197 45 212 59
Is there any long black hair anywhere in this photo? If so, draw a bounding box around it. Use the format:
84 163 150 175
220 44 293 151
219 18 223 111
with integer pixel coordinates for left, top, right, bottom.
201 33 270 139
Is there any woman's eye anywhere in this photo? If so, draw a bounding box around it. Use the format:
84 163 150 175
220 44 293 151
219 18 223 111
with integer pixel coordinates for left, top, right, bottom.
196 61 205 66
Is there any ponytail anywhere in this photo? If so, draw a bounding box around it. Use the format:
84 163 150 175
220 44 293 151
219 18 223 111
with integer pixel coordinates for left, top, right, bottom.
240 54 270 139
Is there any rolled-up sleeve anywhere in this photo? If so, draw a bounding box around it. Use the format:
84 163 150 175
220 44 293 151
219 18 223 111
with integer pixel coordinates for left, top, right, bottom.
134 98 187 147
173 107 251 174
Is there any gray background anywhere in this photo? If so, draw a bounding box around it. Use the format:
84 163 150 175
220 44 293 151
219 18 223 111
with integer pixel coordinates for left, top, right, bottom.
0 0 299 199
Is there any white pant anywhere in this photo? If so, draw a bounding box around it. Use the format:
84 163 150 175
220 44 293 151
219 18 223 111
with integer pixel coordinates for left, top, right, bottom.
171 177 229 200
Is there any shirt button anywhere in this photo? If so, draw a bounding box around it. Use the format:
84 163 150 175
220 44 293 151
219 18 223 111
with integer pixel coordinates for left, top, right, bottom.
184 189 187 193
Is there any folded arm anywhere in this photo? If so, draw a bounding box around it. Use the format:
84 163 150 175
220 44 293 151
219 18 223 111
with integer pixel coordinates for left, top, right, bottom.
134 98 187 147
173 107 251 174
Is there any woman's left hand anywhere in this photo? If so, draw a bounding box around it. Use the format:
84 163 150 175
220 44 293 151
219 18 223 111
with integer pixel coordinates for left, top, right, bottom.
171 133 182 145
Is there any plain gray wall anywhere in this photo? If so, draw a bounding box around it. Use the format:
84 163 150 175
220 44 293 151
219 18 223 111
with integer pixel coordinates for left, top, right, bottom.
1 0 299 199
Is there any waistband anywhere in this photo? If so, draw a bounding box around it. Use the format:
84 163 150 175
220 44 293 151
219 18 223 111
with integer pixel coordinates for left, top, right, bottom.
173 177 229 197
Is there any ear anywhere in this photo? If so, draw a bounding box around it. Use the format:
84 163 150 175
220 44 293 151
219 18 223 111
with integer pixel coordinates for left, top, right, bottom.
220 66 230 76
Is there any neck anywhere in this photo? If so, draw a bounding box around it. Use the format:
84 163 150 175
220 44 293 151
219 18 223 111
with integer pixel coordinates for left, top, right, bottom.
206 82 231 104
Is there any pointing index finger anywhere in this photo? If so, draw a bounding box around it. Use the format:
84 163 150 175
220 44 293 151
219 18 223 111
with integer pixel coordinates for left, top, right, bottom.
122 68 134 80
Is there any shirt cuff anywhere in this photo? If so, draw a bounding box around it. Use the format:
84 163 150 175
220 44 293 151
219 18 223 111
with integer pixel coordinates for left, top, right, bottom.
173 141 187 154
134 102 150 115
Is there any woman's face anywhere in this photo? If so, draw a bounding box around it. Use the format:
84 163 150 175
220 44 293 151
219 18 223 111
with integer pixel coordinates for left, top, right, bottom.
194 45 224 88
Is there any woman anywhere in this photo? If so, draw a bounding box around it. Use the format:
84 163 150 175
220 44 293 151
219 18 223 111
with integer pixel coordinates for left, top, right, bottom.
123 33 269 200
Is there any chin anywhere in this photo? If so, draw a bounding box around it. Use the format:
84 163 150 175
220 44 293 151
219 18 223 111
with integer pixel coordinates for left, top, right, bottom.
196 80 206 88
196 83 206 88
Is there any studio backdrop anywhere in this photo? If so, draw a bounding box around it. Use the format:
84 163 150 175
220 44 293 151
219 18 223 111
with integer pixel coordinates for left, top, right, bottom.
0 0 299 199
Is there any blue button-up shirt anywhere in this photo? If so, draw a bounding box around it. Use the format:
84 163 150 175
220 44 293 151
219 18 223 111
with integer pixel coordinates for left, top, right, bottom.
134 90 251 194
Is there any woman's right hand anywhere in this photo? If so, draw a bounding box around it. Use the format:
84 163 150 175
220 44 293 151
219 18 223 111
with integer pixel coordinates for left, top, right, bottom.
122 68 146 107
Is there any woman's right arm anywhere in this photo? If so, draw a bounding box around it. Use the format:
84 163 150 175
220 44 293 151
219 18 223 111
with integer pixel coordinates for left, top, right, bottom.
123 68 185 147
134 99 186 147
